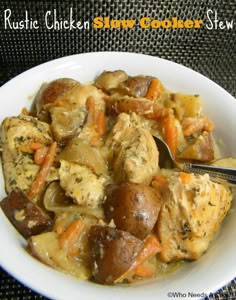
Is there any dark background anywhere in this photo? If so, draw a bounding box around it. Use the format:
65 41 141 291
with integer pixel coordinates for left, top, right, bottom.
0 0 235 97
0 0 235 299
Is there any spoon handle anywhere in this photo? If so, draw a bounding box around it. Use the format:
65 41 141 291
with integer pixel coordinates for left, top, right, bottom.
183 163 236 185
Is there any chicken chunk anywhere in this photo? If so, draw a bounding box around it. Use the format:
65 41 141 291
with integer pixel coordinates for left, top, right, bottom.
50 107 86 142
1 115 53 193
106 113 159 185
59 160 108 208
157 172 233 262
50 84 106 142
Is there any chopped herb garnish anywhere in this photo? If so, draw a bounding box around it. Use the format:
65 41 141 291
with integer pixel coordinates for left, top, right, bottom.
177 245 187 253
15 136 24 142
75 177 83 183
192 187 200 193
196 220 201 226
8 177 17 186
180 221 191 235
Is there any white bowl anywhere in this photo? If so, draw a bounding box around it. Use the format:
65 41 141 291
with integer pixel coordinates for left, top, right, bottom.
0 52 235 300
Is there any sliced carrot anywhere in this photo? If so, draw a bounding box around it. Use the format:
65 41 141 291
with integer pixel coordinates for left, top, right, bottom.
203 117 214 132
59 219 85 255
152 181 162 195
146 78 164 101
96 110 106 136
152 175 167 195
182 117 214 137
21 107 29 115
28 141 57 200
134 235 161 265
180 172 192 184
134 263 154 278
165 114 178 158
86 97 96 126
183 119 203 136
115 235 161 283
34 146 48 165
146 107 171 120
30 141 49 165
29 141 45 151
152 174 167 185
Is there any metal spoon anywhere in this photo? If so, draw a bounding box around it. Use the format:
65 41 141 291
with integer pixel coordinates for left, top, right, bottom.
153 135 236 185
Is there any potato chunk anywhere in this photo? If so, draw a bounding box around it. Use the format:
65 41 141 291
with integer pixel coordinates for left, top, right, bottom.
118 75 152 97
29 231 91 279
104 182 162 239
35 78 78 122
1 188 52 238
94 70 128 92
88 226 143 284
173 93 202 120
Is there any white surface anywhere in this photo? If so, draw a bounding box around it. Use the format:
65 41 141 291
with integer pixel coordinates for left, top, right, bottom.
0 52 235 300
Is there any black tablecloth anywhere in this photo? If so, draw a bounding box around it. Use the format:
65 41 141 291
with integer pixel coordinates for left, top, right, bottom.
0 1 235 299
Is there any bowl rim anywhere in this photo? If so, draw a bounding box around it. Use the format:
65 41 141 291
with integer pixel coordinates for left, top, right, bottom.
0 51 236 300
